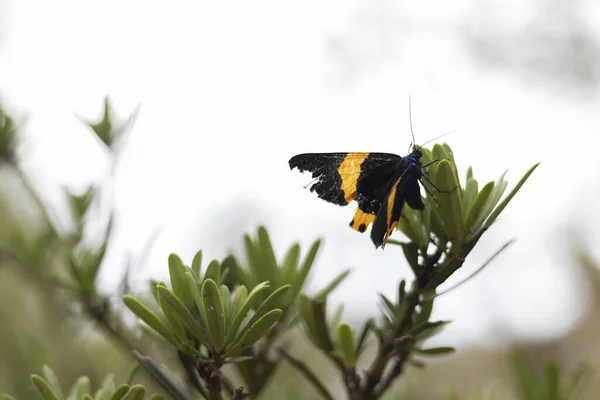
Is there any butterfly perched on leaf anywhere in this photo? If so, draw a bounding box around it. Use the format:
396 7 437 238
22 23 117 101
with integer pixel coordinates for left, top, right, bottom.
289 147 438 249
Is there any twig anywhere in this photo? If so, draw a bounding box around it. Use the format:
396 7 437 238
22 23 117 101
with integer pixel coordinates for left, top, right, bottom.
278 348 334 400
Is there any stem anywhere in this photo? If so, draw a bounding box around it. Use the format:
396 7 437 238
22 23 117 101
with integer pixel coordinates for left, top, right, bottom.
198 363 223 400
363 287 420 398
278 348 334 400
13 164 61 239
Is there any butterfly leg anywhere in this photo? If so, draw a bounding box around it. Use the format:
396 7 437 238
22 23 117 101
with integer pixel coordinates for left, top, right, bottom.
420 179 442 208
421 173 457 194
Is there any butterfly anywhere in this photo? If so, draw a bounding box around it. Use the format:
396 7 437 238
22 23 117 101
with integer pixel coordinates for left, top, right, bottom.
289 146 440 248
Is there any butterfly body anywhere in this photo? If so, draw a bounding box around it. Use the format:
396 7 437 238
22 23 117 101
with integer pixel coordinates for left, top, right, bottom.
289 148 426 248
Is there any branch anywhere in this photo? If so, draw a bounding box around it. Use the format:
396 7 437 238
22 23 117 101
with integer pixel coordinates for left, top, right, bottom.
278 348 334 400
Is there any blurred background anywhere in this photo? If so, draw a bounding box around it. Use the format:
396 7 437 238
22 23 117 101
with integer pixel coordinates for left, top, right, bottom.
1 0 600 398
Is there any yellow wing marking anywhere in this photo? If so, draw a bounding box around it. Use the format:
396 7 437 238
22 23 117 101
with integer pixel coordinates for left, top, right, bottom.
349 208 376 233
337 153 370 202
381 176 402 249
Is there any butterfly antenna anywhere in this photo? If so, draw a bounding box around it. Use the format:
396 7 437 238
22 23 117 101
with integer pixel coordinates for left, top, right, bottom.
416 129 456 151
409 94 416 151
423 239 514 301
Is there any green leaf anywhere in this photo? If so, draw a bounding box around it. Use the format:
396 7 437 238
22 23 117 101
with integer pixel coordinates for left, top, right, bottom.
228 285 248 328
277 348 335 400
41 365 64 399
224 281 271 346
31 375 60 400
415 346 456 356
168 254 195 311
436 160 465 247
461 177 479 218
410 320 451 341
241 285 290 336
336 323 356 368
204 260 221 286
134 351 191 400
289 239 321 301
315 269 350 300
156 286 208 345
464 181 494 233
280 243 300 287
120 386 145 400
123 295 183 351
257 226 280 286
191 250 202 278
511 351 538 400
186 272 210 340
220 285 232 327
401 242 419 278
485 163 540 228
223 309 283 358
224 356 254 364
378 293 399 322
68 376 91 400
202 279 226 352
98 374 115 400
415 295 434 325
329 303 345 330
544 360 559 400
156 288 189 346
110 385 130 400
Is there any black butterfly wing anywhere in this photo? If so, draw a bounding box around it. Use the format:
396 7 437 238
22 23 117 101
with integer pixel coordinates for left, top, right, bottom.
370 166 423 248
289 152 402 205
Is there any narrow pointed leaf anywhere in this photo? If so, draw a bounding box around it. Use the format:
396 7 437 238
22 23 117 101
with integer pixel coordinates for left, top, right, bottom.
185 272 210 340
168 254 195 311
240 285 290 336
228 285 248 327
224 309 282 358
224 281 271 346
41 365 64 399
224 356 254 364
464 181 494 233
257 226 280 286
123 296 183 350
111 385 130 400
156 286 207 345
281 243 301 285
202 279 226 352
415 346 455 356
436 160 464 246
329 303 344 330
315 269 350 300
220 285 232 328
120 386 145 400
69 376 91 400
31 375 60 400
461 177 479 218
204 260 221 286
277 348 335 400
134 351 191 400
401 242 419 278
290 239 321 300
485 163 540 227
157 290 188 345
191 250 202 278
336 323 356 368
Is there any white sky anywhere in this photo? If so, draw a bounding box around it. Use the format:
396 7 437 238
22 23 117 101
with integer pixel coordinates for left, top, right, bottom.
2 0 600 349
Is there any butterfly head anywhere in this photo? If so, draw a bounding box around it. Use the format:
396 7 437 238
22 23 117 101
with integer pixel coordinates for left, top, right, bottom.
408 148 423 164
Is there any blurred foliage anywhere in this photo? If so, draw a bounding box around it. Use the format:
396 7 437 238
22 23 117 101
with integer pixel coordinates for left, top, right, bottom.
0 94 596 400
23 364 165 400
